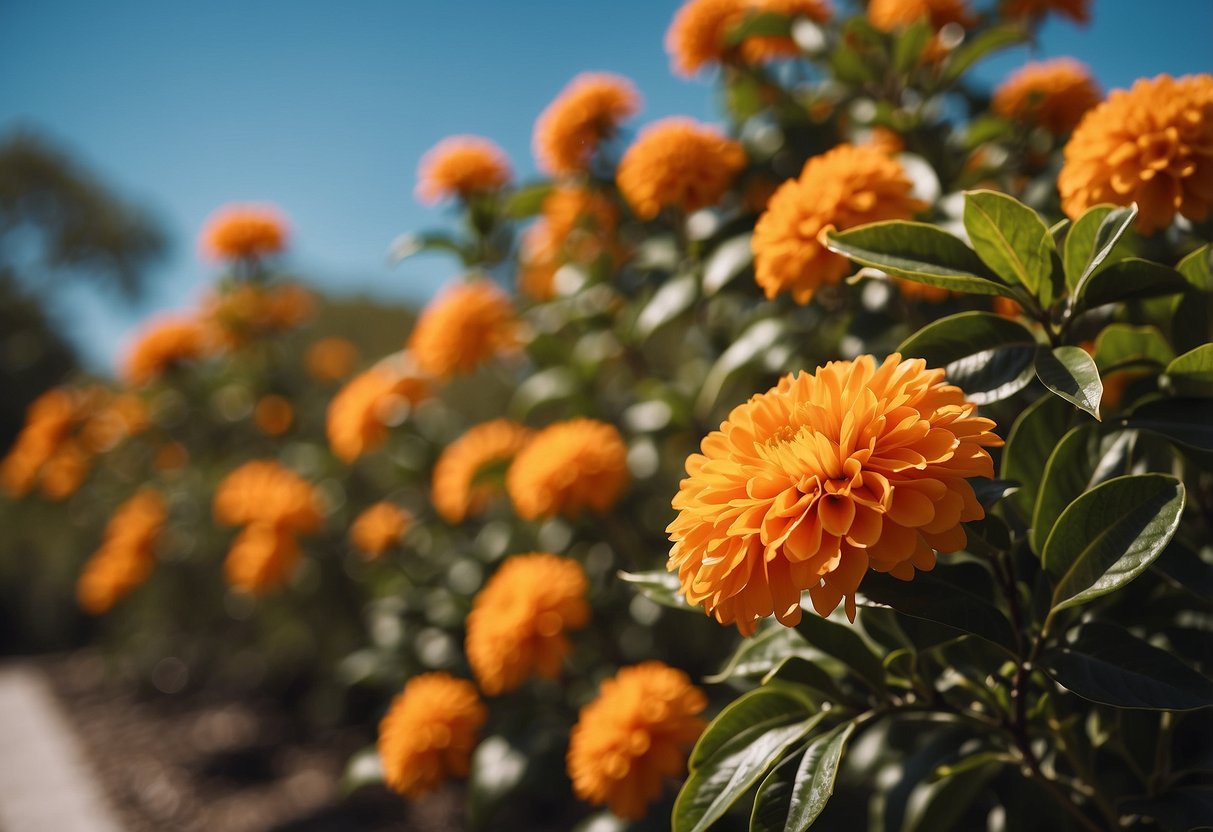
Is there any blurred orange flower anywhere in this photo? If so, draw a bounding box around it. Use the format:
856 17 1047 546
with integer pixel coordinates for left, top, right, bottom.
378 673 487 799
518 186 620 301
993 59 1100 135
466 553 589 695
214 459 323 533
200 204 288 261
740 0 833 64
862 126 905 157
77 489 166 615
753 143 925 304
305 337 360 381
122 315 213 386
350 501 412 559
567 662 707 820
506 418 629 520
407 280 518 379
1 388 78 498
666 0 747 76
415 136 512 204
667 354 1002 634
534 72 641 176
617 118 746 219
1060 73 1213 233
867 0 973 30
326 362 431 462
254 395 295 436
1002 0 1089 24
223 523 302 594
432 419 533 523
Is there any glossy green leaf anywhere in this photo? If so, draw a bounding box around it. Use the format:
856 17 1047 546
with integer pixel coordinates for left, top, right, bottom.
762 657 850 705
823 223 1017 297
617 570 693 611
899 311 1038 404
940 25 1028 83
749 746 805 832
1002 393 1075 522
783 721 857 831
1123 397 1213 452
1163 344 1213 398
695 318 789 419
859 570 1017 654
1035 345 1103 419
705 624 813 683
703 234 754 295
1031 425 1133 555
1173 245 1213 353
795 612 886 691
690 687 813 770
1092 324 1174 373
1065 204 1136 292
1074 257 1189 312
1041 623 1213 711
1042 474 1185 612
634 272 699 339
962 190 1054 297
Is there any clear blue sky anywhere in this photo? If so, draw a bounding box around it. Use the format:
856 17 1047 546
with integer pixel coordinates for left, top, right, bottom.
2 0 1210 372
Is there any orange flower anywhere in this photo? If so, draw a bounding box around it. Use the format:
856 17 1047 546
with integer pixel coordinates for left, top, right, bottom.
993 59 1100 135
77 489 166 614
1059 74 1213 233
1 388 78 498
38 440 91 500
740 0 833 64
867 0 973 30
223 522 301 594
326 361 431 462
378 673 487 799
254 395 294 436
518 186 620 301
1002 0 1089 24
666 0 747 76
350 502 412 559
415 136 512 204
534 73 641 176
506 419 629 520
567 662 707 820
667 354 1002 635
213 459 323 533
432 419 534 523
200 204 288 261
466 553 589 695
305 337 360 381
407 280 518 379
617 118 746 219
122 315 213 386
753 143 926 304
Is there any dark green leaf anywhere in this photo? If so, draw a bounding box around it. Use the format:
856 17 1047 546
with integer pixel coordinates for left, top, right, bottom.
1035 345 1103 419
940 25 1028 83
1065 204 1136 292
1031 424 1123 554
859 570 1017 654
963 115 1014 150
963 190 1054 297
905 760 1001 832
1041 623 1213 711
1092 324 1174 374
1178 243 1213 292
703 234 754 295
1002 393 1075 521
929 751 1015 783
705 624 813 683
1123 397 1213 452
618 570 693 611
501 182 553 219
690 687 813 770
1074 257 1189 312
749 746 805 832
1042 473 1185 612
899 311 1039 404
634 272 699 339
783 721 857 831
823 223 1018 297
970 479 1019 508
1164 344 1213 398
1120 786 1213 832
762 657 850 705
795 612 886 691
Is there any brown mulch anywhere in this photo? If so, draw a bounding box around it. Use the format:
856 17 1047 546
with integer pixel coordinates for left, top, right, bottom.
38 652 463 832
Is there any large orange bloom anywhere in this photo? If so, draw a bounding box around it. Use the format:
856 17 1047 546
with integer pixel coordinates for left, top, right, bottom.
200 204 288 261
617 118 746 219
867 0 973 30
567 662 707 820
1002 0 1089 24
506 418 629 520
407 280 518 379
753 143 925 304
466 553 589 695
122 315 213 386
432 419 533 523
76 489 166 615
534 73 640 176
415 136 512 204
350 501 412 559
667 354 1002 635
378 673 487 799
993 59 1100 135
1059 74 1213 233
326 361 431 462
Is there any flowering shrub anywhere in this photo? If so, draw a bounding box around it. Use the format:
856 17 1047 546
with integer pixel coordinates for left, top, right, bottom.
3 1 1212 830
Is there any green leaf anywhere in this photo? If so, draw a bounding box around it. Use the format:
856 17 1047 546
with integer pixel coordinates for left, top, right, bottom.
893 20 931 73
501 181 554 219
1173 245 1213 353
970 479 1019 508
704 624 813 683
617 570 693 611
634 272 699 339
859 570 1017 654
1092 324 1174 374
703 234 754 295
1031 424 1114 554
1002 393 1075 521
940 25 1027 84
677 689 820 832
1035 345 1103 419
1065 204 1136 292
1178 243 1213 291
695 319 789 419
1123 397 1213 452
1074 257 1189 312
898 311 1038 404
1042 473 1185 613
795 613 886 692
823 223 1018 298
930 750 1016 783
783 721 857 831
725 10 792 45
762 657 850 705
749 746 805 832
963 115 1014 150
1164 344 1213 398
963 190 1054 297
1120 786 1213 832
905 760 1001 832
1041 622 1213 711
